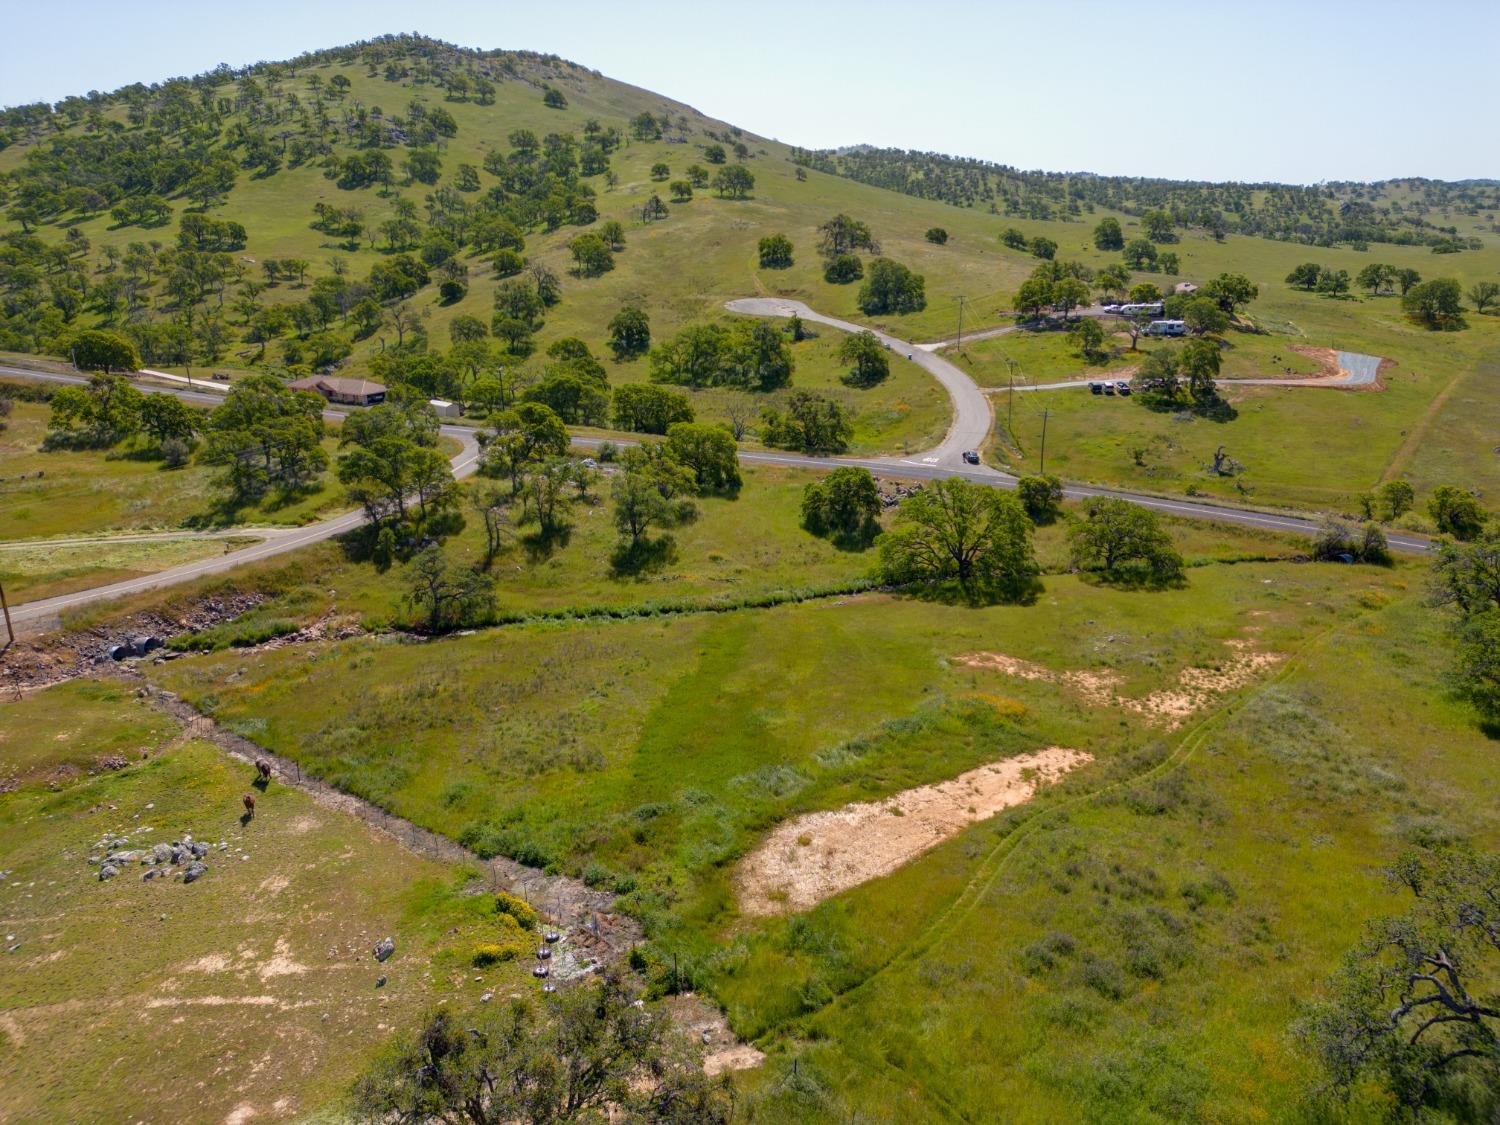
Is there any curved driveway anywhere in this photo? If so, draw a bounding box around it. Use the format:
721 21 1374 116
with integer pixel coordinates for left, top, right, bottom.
996 350 1381 394
725 298 993 470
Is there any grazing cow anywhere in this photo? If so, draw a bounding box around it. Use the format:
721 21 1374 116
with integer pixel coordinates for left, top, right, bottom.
256 759 272 782
242 793 256 819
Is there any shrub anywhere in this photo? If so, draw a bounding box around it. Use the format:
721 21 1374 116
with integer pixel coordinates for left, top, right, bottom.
161 436 191 469
471 943 516 967
823 254 863 284
492 249 525 277
494 891 538 931
1311 518 1391 565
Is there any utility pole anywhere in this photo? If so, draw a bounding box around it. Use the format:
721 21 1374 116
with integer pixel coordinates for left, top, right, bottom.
1039 408 1050 475
0 578 13 649
1005 357 1019 437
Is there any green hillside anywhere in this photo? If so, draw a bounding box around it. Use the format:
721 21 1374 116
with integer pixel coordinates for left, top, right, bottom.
4 34 1499 516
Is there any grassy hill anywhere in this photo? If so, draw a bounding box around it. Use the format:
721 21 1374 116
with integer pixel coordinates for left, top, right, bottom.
3 34 1500 516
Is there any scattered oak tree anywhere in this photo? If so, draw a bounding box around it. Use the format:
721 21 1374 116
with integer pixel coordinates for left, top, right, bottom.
801 466 882 549
1429 485 1489 541
612 384 694 435
879 478 1038 601
838 330 890 387
1016 474 1065 525
351 975 733 1125
608 304 651 361
403 544 495 633
202 375 328 505
760 390 851 455
1296 848 1500 1114
758 234 794 269
664 421 741 494
70 329 140 373
1067 497 1184 585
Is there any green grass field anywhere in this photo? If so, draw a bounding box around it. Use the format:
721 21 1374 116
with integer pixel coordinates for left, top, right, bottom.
0 400 348 539
135 547 1499 1121
0 680 534 1124
0 533 260 604
46 458 1308 641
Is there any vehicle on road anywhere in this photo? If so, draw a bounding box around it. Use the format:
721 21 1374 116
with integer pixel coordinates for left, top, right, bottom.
962 450 981 464
1118 302 1164 317
1100 303 1122 314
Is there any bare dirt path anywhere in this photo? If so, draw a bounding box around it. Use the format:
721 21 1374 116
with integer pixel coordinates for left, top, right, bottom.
737 747 1091 915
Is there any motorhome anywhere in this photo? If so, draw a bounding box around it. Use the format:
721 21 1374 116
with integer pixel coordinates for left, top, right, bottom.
1118 302 1164 317
1144 319 1187 337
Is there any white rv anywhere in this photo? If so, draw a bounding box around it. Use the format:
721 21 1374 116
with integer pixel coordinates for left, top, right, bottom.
1118 302 1164 317
1144 319 1187 337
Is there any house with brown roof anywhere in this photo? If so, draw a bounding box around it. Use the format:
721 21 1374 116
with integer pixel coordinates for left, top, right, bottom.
288 375 387 406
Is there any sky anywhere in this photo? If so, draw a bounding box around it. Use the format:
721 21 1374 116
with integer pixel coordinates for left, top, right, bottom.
4 0 1495 185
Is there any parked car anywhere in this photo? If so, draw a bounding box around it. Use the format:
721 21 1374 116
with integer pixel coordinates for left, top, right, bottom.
1103 383 1116 395
1115 381 1132 396
962 450 981 464
1089 382 1103 395
1100 303 1122 314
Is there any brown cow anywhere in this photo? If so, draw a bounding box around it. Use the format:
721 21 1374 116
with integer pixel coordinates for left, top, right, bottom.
242 793 256 819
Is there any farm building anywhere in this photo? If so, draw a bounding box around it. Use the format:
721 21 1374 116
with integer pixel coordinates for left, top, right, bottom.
288 375 387 406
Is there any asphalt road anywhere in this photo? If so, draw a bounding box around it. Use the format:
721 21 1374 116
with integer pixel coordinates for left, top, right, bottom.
1 342 1429 631
2 366 481 632
724 298 993 469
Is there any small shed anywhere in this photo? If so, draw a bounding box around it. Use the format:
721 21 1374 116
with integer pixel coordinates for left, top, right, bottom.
429 398 463 419
288 375 387 407
1173 281 1199 295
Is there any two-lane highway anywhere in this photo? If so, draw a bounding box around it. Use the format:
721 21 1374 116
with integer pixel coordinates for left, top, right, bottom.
2 366 481 632
1 327 1429 634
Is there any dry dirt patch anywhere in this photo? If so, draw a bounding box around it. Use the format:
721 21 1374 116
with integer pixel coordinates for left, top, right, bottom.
738 747 1091 916
956 638 1284 728
663 994 766 1077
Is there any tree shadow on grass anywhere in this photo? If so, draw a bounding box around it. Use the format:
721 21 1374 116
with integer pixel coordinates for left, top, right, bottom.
1076 566 1188 592
1137 392 1238 423
609 534 677 578
522 525 572 564
895 574 1044 608
804 518 881 554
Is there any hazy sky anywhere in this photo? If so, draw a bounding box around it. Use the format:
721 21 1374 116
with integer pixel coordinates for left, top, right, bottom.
5 0 1494 184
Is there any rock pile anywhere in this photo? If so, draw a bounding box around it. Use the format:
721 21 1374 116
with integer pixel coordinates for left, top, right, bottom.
87 827 232 886
872 476 924 510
